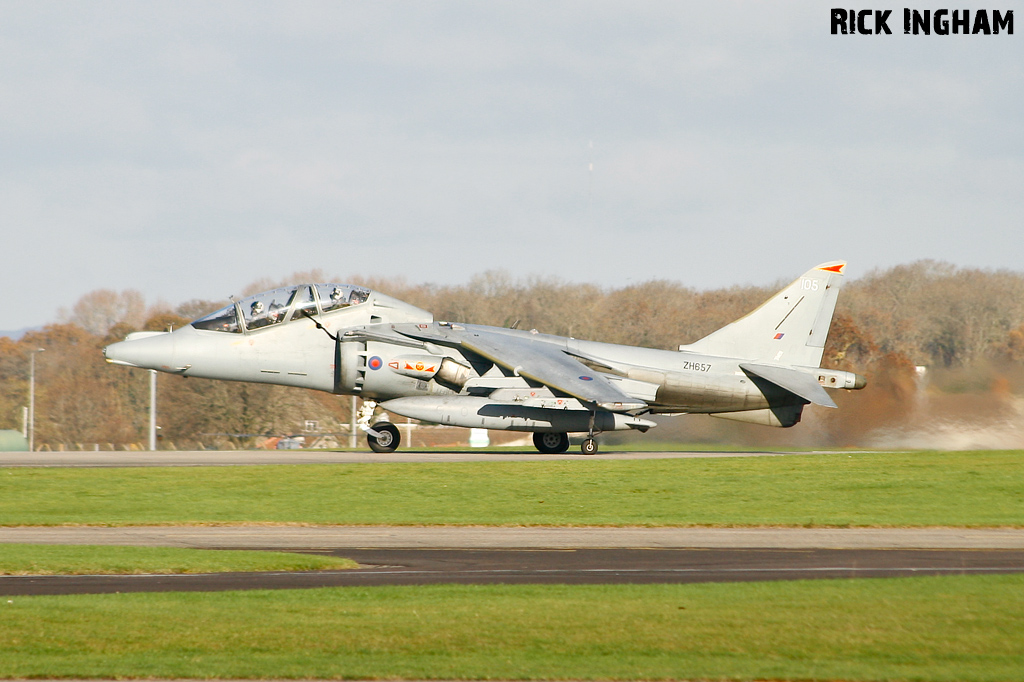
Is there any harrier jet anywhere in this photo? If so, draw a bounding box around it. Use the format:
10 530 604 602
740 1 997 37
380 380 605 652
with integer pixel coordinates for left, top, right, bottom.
105 262 865 454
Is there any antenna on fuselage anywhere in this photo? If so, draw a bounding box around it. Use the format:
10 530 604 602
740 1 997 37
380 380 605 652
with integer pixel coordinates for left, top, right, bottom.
300 309 346 395
300 309 339 342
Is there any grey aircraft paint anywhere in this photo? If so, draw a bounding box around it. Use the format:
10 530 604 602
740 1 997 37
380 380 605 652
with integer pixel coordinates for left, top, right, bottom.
104 263 865 454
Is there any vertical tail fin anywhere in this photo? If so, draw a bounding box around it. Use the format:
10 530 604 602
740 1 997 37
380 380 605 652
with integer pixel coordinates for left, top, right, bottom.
679 261 846 367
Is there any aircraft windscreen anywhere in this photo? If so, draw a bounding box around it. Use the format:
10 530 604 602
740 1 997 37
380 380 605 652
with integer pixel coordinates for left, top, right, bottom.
191 304 241 333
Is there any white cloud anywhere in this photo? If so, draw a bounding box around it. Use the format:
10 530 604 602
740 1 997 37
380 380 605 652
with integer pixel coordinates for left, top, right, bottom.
1 0 1022 327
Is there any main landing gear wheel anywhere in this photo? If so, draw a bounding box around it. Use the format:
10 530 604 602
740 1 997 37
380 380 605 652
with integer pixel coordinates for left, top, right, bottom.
533 432 570 454
581 438 598 455
367 422 401 453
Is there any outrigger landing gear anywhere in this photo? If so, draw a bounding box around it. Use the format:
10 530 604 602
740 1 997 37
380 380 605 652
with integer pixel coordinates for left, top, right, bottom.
533 432 570 454
581 409 599 455
367 421 401 453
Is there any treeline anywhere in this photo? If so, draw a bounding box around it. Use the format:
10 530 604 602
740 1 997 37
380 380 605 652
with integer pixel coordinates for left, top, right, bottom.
2 260 1023 449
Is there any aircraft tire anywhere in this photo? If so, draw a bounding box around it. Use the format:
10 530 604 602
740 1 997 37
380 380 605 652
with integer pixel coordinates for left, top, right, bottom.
533 432 570 454
581 438 598 455
367 422 401 453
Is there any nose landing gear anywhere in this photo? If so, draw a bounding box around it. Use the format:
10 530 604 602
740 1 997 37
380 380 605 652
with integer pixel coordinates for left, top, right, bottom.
357 400 401 453
367 422 401 453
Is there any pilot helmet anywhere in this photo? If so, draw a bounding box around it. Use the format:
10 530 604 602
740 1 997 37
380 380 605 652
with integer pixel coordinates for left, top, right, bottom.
331 287 343 301
251 301 264 315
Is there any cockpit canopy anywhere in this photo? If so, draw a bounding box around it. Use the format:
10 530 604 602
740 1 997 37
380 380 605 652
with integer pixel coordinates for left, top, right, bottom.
192 284 371 333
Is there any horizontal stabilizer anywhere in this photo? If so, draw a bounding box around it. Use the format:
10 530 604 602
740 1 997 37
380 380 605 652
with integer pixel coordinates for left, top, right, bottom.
739 363 837 409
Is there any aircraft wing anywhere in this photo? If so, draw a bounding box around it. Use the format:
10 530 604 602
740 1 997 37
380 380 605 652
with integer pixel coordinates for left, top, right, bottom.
739 363 838 409
397 325 646 412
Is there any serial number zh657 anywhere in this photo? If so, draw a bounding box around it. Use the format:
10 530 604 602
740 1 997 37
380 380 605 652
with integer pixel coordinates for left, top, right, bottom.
681 361 712 372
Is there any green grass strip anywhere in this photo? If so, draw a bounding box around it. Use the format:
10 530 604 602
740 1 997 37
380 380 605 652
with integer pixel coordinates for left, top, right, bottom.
1 576 1022 680
0 544 355 575
1 451 1022 526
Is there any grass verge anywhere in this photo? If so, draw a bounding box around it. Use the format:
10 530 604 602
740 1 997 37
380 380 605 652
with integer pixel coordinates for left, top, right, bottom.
0 544 356 575
1 575 1022 681
1 450 1022 526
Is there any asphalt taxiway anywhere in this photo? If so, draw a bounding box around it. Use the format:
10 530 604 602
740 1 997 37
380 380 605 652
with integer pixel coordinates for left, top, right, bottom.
2 526 1023 595
3 547 1023 596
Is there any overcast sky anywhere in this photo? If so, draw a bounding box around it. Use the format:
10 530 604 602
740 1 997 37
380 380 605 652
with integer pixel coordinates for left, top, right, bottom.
3 1 1022 330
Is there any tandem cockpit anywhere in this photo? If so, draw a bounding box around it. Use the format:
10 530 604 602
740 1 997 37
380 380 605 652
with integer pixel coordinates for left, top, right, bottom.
191 284 373 334
104 282 432 385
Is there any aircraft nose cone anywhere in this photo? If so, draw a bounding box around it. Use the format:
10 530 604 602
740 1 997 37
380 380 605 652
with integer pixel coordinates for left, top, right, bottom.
103 340 135 367
104 331 175 370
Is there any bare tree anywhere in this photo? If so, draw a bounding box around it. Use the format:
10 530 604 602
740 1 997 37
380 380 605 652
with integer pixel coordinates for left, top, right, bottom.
62 289 146 336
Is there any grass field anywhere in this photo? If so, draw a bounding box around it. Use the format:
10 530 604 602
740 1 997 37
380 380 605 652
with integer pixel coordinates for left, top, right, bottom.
1 450 1021 526
0 544 356 575
2 576 1022 681
3 450 1022 681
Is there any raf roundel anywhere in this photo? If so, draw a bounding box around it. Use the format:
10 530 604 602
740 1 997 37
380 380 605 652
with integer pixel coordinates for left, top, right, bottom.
368 356 383 371
579 375 593 381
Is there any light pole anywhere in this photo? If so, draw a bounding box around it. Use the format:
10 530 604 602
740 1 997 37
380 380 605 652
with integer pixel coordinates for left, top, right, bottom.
349 396 357 449
149 369 157 451
28 348 44 452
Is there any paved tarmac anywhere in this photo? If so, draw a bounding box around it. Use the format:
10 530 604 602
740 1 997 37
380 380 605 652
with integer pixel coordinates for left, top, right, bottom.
4 548 1023 595
3 525 1024 595
4 525 1024 549
0 448 852 467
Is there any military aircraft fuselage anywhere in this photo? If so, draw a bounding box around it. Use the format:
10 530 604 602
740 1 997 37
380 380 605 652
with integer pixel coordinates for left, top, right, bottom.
104 265 866 453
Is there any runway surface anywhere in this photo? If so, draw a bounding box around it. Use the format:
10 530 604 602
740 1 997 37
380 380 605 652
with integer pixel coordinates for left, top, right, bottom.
4 548 1023 595
0 448 856 467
